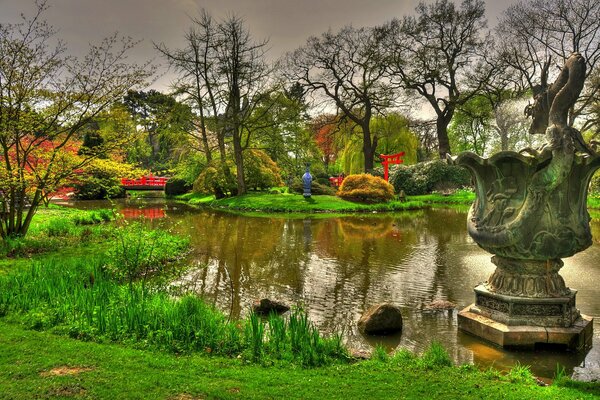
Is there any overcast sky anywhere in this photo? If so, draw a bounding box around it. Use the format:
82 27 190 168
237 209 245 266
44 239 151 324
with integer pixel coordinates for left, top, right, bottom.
0 0 519 91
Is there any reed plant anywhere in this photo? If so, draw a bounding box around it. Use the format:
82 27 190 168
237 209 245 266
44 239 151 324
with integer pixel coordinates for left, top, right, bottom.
0 254 348 367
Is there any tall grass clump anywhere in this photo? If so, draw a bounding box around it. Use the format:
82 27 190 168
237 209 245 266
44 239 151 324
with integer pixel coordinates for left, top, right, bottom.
505 362 535 384
106 220 189 290
419 341 453 369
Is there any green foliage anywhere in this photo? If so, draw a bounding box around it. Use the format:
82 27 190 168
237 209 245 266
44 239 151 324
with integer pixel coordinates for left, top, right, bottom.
337 174 395 203
74 158 144 200
193 162 237 198
0 207 113 259
123 90 195 171
372 345 390 363
71 209 113 225
505 362 535 384
290 179 337 196
371 113 419 165
449 95 494 156
243 149 284 190
45 218 73 237
105 221 189 287
174 152 206 186
390 160 472 195
0 257 346 367
164 178 192 196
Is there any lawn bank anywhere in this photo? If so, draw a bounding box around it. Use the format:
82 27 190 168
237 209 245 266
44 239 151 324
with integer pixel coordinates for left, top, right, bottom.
176 191 600 214
1 320 598 400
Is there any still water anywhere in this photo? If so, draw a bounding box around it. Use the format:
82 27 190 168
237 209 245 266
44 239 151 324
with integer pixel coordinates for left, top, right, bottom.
64 197 600 379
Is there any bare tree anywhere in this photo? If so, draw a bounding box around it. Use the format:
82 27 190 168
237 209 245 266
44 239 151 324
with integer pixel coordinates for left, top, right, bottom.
157 12 270 195
498 0 600 133
381 0 494 159
0 1 152 238
285 25 395 172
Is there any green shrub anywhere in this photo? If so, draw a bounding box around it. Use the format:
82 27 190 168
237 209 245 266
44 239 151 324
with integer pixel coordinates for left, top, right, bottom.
71 209 113 225
193 162 237 198
165 178 192 196
243 149 284 190
290 179 337 196
505 362 535 384
337 174 394 203
390 160 471 195
73 159 142 200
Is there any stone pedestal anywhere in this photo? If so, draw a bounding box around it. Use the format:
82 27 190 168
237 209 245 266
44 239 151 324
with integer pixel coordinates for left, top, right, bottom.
458 306 593 350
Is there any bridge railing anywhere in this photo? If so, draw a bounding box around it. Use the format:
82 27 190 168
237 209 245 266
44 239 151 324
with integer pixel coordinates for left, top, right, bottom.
121 176 169 188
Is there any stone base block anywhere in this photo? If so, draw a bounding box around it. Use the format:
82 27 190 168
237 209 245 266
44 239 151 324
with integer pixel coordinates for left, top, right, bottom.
473 285 579 327
458 305 593 351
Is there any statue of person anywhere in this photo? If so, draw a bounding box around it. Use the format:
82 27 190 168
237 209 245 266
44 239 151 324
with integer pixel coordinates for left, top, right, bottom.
302 164 312 197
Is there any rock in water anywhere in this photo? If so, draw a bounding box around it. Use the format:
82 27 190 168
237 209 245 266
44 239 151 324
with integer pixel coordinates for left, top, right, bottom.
357 303 403 335
252 298 290 315
425 300 456 311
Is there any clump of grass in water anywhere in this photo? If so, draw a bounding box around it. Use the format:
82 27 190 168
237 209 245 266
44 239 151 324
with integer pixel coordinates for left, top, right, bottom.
505 362 535 384
106 219 189 292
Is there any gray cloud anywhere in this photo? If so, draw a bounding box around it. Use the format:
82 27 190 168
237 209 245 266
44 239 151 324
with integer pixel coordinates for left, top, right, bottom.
0 0 517 90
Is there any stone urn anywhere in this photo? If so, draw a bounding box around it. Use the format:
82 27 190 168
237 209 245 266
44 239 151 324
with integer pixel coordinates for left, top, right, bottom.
454 53 597 349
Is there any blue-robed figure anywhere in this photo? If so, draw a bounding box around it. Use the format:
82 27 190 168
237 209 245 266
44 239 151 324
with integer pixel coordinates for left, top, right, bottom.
302 163 312 197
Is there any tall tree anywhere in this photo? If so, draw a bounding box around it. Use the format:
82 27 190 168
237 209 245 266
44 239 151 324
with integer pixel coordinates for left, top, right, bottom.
498 0 600 134
157 11 270 195
123 90 193 171
381 0 493 159
0 1 151 238
285 25 395 172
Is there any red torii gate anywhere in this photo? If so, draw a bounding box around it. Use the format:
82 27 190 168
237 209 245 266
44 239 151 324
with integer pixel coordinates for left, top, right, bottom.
380 152 405 182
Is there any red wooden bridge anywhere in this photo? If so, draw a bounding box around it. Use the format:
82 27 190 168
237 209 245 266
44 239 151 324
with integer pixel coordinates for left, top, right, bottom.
120 175 169 190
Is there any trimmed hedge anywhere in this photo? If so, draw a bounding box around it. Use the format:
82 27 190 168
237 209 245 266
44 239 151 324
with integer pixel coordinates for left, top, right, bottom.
390 160 471 195
337 174 394 203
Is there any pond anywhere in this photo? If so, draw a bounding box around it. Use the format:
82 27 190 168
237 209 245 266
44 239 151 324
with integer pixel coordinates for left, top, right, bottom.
61 196 600 380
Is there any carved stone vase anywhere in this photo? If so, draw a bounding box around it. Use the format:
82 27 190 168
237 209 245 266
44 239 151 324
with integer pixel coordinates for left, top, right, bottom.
453 149 599 349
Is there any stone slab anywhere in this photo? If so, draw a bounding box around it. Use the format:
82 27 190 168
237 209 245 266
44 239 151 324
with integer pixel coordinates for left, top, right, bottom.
458 305 593 350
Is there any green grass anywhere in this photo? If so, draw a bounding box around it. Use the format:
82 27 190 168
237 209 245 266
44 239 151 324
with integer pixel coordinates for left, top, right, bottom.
0 320 598 400
179 190 476 214
176 192 216 205
0 206 115 265
186 192 429 213
178 189 600 214
0 254 345 367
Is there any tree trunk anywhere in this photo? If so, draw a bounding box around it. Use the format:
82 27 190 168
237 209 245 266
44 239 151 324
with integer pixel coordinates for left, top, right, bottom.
362 123 377 173
436 114 453 159
232 130 246 195
197 107 212 163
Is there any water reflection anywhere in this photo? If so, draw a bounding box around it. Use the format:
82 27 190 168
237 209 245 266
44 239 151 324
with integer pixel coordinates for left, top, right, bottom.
120 207 166 219
64 198 600 379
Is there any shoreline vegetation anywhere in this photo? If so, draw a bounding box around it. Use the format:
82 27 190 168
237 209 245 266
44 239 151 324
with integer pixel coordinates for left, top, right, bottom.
0 206 599 399
174 190 600 215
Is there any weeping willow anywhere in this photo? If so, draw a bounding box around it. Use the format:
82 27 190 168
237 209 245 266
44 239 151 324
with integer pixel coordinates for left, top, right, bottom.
336 113 418 174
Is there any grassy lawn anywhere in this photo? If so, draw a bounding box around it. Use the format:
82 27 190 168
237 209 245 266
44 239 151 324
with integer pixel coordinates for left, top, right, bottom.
1 320 598 400
177 190 600 215
176 191 475 213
